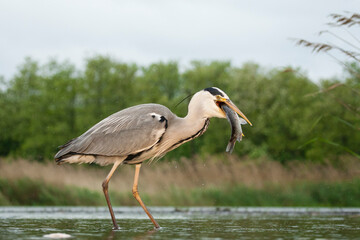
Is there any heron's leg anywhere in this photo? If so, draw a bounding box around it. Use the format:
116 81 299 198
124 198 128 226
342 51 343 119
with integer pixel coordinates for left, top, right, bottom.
102 161 121 229
132 164 160 229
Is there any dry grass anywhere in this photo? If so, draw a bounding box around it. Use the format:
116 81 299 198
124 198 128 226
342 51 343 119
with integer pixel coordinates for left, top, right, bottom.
1 156 359 196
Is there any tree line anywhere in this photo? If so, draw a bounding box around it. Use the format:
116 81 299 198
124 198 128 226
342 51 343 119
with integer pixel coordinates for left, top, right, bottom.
0 56 359 162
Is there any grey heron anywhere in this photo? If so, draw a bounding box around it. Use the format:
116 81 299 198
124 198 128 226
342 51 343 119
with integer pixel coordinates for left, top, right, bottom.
54 87 252 229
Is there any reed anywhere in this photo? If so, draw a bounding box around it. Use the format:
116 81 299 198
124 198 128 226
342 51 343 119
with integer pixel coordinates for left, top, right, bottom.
0 156 359 206
0 156 359 193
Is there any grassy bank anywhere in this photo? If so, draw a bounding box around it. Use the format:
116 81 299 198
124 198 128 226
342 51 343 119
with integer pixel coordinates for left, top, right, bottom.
1 177 359 207
1 156 359 206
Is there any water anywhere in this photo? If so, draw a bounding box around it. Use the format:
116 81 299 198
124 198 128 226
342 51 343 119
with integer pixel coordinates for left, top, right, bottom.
0 207 359 239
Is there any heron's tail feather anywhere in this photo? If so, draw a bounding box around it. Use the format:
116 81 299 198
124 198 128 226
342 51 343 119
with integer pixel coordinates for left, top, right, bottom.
55 153 96 165
54 136 93 162
56 153 125 166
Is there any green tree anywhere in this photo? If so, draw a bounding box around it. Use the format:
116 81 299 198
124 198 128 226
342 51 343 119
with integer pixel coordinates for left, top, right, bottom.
5 58 79 160
78 56 138 132
139 61 180 103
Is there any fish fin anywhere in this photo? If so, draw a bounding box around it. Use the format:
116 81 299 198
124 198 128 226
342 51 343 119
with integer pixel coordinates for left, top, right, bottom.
236 134 244 143
239 118 247 125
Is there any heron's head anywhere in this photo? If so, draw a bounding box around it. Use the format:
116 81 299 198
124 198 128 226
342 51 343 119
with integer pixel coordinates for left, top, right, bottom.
189 87 252 126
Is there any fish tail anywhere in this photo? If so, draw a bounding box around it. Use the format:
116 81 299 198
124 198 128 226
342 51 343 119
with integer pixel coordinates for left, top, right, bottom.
226 142 235 154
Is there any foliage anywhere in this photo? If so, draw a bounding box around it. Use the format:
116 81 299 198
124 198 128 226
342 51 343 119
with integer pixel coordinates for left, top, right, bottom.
0 55 359 161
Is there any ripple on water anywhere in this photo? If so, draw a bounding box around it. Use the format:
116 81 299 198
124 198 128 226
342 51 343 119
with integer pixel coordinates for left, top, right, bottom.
0 207 359 240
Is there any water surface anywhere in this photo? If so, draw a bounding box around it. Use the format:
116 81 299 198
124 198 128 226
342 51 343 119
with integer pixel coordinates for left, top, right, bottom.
1 207 359 239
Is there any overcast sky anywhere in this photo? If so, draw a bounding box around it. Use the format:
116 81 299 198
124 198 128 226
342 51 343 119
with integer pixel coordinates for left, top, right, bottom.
0 0 359 82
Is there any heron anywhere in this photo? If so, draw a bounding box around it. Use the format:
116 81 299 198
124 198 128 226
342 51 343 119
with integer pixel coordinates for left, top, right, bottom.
54 87 252 229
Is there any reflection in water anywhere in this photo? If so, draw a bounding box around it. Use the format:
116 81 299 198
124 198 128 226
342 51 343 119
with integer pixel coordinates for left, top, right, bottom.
130 228 158 240
0 207 359 239
106 227 158 240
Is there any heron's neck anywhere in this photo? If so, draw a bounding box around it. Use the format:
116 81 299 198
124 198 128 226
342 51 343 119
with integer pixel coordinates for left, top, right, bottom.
185 98 207 118
164 100 209 146
173 110 208 142
183 100 208 127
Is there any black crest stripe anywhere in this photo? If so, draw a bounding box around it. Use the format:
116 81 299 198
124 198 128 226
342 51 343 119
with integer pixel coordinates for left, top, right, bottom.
204 87 224 96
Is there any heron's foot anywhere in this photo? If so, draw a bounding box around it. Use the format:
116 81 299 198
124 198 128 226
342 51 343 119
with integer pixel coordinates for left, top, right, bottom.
112 226 121 231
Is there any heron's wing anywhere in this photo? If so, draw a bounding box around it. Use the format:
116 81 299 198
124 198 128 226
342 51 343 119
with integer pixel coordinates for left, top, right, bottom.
55 104 171 159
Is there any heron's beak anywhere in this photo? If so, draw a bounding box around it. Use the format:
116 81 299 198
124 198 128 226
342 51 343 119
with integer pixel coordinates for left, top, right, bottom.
217 96 253 126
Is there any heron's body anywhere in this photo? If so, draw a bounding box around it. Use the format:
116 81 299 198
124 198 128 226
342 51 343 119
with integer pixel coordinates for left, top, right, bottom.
54 87 252 229
55 103 210 166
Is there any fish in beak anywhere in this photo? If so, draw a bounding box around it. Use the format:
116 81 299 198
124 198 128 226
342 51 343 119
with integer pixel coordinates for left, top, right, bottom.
221 104 248 153
216 95 252 153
